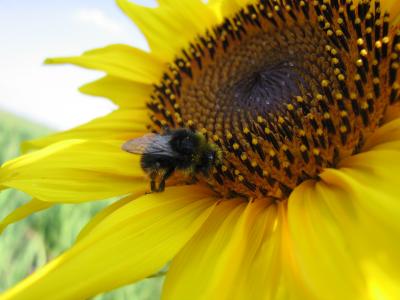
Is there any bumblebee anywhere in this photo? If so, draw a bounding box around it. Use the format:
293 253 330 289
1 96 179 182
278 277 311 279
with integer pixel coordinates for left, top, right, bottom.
122 128 222 192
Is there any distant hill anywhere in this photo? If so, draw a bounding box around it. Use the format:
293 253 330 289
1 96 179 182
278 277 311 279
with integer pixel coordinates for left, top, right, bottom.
0 110 51 132
0 110 53 164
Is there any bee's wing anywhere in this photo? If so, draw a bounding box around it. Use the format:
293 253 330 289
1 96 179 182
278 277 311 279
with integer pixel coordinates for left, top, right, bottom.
122 134 158 154
122 134 175 155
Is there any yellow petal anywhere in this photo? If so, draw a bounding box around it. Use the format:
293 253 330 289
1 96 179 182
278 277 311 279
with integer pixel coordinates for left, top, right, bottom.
79 76 152 109
0 198 52 234
328 124 400 298
162 199 245 300
321 166 400 299
75 189 144 242
232 203 310 300
1 186 216 300
288 142 400 299
163 199 306 300
337 150 400 233
45 44 164 84
117 0 218 61
156 0 218 30
0 140 147 203
214 0 256 18
362 117 400 151
288 181 367 300
320 167 400 299
23 109 148 151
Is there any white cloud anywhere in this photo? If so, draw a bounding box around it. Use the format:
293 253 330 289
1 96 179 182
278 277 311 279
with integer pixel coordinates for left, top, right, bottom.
74 8 127 36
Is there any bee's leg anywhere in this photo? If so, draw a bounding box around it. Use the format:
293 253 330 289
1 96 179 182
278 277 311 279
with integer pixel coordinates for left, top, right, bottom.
150 171 157 192
157 167 175 192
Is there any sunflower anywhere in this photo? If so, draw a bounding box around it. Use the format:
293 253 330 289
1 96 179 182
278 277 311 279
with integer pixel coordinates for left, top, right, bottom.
1 0 400 299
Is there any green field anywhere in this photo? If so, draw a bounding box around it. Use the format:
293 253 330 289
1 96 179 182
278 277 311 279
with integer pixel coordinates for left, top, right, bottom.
0 111 163 299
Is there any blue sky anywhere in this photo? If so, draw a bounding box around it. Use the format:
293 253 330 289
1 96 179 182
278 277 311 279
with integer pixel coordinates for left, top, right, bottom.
0 0 154 129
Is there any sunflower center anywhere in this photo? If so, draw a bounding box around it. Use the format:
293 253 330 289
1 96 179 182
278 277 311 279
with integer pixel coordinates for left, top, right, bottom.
182 23 330 135
231 61 306 110
146 0 400 201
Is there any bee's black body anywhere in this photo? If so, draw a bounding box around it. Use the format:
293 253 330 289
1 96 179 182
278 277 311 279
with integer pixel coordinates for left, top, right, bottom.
122 128 221 192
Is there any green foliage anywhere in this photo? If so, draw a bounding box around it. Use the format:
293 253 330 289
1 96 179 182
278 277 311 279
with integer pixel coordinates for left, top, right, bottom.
0 112 163 299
